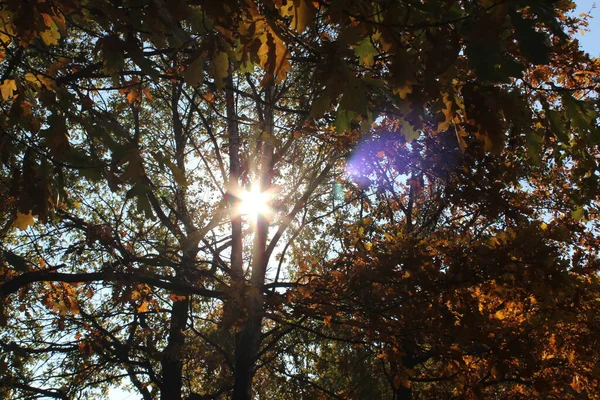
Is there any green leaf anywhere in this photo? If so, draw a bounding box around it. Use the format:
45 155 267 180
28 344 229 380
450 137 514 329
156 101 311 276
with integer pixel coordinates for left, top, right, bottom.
354 36 376 67
152 152 188 186
546 109 569 144
310 95 330 118
187 7 213 34
571 206 585 220
563 94 597 132
212 51 229 90
512 13 551 64
399 117 420 142
98 35 125 76
525 130 543 164
335 109 355 134
126 184 155 220
183 54 205 86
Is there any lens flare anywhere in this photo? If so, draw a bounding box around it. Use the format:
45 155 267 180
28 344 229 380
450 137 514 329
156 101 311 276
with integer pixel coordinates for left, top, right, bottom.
238 185 271 219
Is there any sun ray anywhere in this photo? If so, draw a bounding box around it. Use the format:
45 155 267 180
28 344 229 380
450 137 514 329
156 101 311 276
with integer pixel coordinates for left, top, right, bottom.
238 185 272 220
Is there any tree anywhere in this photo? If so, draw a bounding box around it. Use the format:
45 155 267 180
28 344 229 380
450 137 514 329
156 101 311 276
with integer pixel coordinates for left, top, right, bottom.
297 127 600 398
0 0 599 399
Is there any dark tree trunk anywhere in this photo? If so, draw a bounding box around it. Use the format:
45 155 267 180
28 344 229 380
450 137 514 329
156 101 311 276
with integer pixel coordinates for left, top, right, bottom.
393 387 412 400
161 296 189 400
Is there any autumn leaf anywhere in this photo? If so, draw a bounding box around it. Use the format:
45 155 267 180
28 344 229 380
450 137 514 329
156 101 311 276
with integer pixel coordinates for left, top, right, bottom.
0 79 16 100
137 301 150 313
14 211 37 230
279 0 316 33
40 14 60 46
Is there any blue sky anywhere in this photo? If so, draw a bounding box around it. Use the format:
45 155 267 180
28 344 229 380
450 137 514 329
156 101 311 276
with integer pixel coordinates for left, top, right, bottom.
575 0 600 56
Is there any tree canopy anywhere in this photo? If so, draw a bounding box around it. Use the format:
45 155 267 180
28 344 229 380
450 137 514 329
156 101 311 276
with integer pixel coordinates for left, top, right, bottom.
1 0 600 399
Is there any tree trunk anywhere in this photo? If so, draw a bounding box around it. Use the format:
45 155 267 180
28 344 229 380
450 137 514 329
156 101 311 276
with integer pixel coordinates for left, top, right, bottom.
393 387 412 400
161 296 189 400
232 83 275 400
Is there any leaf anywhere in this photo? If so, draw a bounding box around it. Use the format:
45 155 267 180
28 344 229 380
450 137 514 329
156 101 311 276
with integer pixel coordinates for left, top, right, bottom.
40 14 60 46
563 94 597 133
546 109 569 143
212 51 229 90
310 95 330 118
42 114 70 158
436 93 454 133
354 36 376 67
169 293 187 302
126 184 155 220
525 130 543 164
511 13 551 64
1 79 16 100
257 30 291 84
14 211 36 230
152 152 187 186
279 0 316 33
183 54 205 86
399 117 420 142
571 206 585 220
187 7 213 34
335 109 355 133
98 35 125 75
393 81 413 100
137 301 149 313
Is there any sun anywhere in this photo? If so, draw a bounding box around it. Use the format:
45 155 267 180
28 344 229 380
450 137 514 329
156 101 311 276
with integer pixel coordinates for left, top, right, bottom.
238 185 272 219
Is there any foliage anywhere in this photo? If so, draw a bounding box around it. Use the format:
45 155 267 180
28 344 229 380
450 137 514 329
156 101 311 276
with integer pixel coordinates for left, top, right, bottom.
0 0 599 399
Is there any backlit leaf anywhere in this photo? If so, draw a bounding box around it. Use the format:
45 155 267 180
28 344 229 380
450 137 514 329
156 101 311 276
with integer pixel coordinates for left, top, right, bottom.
0 79 16 100
14 211 36 230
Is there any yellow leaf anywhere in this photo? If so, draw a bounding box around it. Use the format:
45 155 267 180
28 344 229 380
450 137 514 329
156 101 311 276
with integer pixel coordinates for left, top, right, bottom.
25 73 40 86
436 120 450 133
40 14 60 46
441 93 453 121
540 222 548 230
436 93 454 133
137 301 149 313
1 79 16 100
279 0 316 33
455 125 468 152
257 30 291 84
0 10 15 45
14 211 37 230
393 81 412 99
